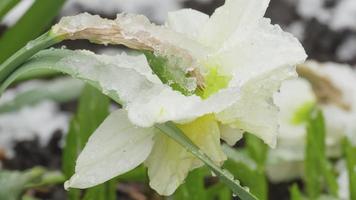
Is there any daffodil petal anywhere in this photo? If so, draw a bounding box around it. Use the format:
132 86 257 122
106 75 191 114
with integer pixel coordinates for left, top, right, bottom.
47 49 240 127
199 0 269 49
127 86 240 127
218 18 306 83
52 13 208 64
65 109 155 189
220 124 244 146
166 8 209 39
217 66 296 148
145 115 225 195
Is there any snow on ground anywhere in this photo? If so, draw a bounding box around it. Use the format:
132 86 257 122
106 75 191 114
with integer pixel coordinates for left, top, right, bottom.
1 0 34 26
296 0 356 31
0 101 69 158
0 80 71 158
62 0 184 23
337 35 356 62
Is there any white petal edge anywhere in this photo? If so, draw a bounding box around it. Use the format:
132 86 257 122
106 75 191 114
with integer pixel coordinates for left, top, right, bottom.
217 66 296 148
217 18 307 83
64 109 155 189
199 0 270 50
220 124 244 146
166 8 209 39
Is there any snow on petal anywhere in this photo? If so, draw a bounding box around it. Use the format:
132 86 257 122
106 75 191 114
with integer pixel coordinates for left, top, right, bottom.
217 66 296 148
65 109 155 189
199 0 270 50
52 12 208 68
145 115 225 195
51 49 240 128
166 8 209 39
216 18 306 83
127 86 240 127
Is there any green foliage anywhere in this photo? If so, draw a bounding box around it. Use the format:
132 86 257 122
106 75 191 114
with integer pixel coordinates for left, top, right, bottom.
305 108 338 199
0 32 61 86
0 0 65 63
173 167 209 200
207 183 232 200
0 49 121 103
0 0 20 21
155 122 258 200
82 180 116 200
290 184 304 200
223 143 268 200
62 84 115 200
0 78 83 113
0 167 64 200
144 51 196 96
343 138 356 200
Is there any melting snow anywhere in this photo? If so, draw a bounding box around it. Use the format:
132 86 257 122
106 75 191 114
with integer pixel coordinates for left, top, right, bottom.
337 35 356 61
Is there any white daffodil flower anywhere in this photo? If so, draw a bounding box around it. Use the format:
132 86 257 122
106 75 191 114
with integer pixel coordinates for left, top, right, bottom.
267 61 356 182
56 0 306 195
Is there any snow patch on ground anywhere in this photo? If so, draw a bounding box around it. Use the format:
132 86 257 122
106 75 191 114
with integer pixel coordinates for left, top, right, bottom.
296 0 356 31
1 0 34 26
0 100 69 158
62 0 184 23
337 35 356 61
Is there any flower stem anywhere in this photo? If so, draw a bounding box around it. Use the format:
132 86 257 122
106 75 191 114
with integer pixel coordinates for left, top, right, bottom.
155 122 258 200
0 31 63 84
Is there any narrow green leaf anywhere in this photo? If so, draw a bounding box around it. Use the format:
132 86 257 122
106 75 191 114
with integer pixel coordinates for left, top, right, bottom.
0 31 62 85
0 167 64 200
82 180 116 200
245 133 268 168
0 78 83 113
0 0 65 63
155 122 258 200
0 49 120 103
207 183 231 200
305 109 338 199
144 51 196 96
290 184 303 200
173 167 209 200
62 84 111 200
343 138 356 200
0 0 20 21
223 144 268 200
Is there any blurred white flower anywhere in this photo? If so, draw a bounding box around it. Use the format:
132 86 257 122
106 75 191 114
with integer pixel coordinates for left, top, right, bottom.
267 61 356 182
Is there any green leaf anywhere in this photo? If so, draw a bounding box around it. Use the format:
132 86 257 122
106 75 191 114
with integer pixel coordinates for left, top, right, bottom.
290 184 303 200
62 84 112 200
305 108 338 199
0 77 83 113
82 180 116 200
144 51 197 96
0 49 120 103
0 0 20 21
343 138 356 200
207 183 231 200
245 133 268 169
0 31 62 85
173 167 209 200
155 122 258 200
0 0 65 63
223 144 268 200
0 167 64 200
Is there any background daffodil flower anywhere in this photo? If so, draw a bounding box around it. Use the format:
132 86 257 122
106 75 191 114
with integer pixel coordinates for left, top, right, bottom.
47 0 308 195
267 61 356 182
